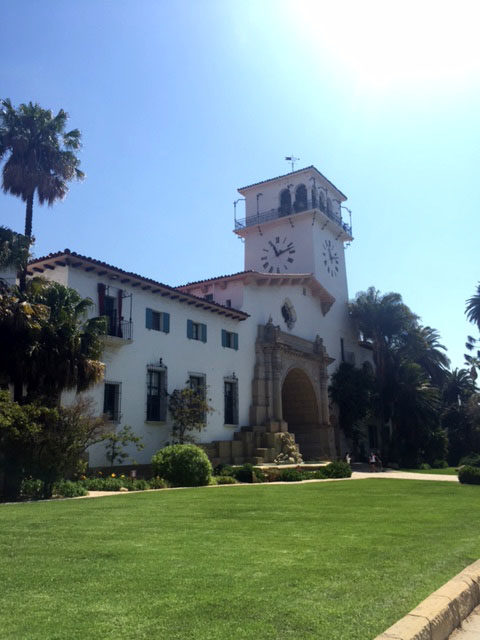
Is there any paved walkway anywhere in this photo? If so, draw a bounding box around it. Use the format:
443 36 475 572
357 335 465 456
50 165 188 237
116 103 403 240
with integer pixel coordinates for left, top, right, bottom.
351 468 458 482
450 604 480 638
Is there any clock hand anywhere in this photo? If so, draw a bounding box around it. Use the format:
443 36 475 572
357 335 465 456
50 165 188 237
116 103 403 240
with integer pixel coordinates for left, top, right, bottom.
277 247 293 257
268 241 280 257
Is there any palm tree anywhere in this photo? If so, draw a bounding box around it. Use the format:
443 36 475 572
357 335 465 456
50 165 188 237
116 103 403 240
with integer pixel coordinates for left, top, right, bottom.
349 287 417 428
466 283 480 330
0 99 84 286
442 368 476 406
25 281 106 404
400 325 450 386
0 279 106 404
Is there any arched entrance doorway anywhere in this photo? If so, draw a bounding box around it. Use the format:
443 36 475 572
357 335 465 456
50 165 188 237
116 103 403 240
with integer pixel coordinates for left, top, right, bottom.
282 368 322 460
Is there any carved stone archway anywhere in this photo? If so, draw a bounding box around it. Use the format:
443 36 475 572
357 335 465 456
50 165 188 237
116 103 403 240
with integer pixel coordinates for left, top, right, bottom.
250 320 336 460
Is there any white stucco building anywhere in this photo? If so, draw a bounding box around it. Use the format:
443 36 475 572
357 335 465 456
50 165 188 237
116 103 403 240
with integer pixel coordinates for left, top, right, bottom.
26 166 372 467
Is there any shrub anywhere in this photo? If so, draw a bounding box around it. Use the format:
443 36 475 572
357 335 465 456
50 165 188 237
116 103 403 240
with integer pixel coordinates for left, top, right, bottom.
459 465 480 485
54 480 87 498
124 478 149 491
81 477 125 491
419 463 431 470
277 469 305 482
151 444 212 487
322 461 352 479
459 453 480 468
148 476 169 489
214 475 238 485
432 459 448 469
308 470 328 479
233 463 265 483
20 477 44 499
214 464 235 477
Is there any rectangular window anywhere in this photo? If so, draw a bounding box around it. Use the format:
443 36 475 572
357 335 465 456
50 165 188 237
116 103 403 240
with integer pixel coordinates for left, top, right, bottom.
189 374 206 422
204 294 213 302
104 382 121 422
146 308 170 333
221 329 239 350
187 319 207 342
225 299 232 308
146 369 167 421
189 374 206 396
224 379 238 425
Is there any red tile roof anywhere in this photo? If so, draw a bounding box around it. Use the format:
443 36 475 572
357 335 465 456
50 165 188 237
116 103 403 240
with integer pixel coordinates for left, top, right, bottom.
27 250 249 320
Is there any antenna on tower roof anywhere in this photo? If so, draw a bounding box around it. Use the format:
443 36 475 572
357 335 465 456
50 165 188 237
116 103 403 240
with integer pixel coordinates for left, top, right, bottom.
285 155 300 171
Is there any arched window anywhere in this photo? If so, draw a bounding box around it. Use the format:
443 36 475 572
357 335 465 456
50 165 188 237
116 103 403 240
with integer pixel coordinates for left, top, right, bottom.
311 188 317 208
279 189 291 216
294 184 307 212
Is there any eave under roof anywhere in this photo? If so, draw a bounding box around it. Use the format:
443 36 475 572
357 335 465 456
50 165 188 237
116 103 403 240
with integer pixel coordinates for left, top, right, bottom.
27 250 249 321
238 165 347 200
178 270 336 316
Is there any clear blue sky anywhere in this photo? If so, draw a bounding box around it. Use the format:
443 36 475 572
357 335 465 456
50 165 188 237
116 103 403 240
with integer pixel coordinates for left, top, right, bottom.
1 0 479 369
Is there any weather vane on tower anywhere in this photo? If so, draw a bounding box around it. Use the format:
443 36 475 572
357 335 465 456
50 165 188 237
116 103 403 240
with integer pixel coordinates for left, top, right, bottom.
285 155 300 171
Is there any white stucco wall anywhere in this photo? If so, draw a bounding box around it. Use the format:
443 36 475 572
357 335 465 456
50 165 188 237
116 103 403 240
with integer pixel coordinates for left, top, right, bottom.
62 266 248 466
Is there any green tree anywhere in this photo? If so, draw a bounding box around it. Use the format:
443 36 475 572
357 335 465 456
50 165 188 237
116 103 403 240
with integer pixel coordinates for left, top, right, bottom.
400 325 450 386
466 283 480 330
0 99 84 287
168 384 214 444
104 425 144 466
0 279 106 404
349 287 417 429
349 286 449 465
0 393 108 500
329 362 375 455
0 226 29 272
25 280 106 404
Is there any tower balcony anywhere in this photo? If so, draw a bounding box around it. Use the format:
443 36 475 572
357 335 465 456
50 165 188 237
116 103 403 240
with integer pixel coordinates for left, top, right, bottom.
234 199 352 241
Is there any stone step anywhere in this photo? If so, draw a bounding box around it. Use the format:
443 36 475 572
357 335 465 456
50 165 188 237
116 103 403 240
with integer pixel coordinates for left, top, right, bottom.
252 457 264 465
255 448 268 458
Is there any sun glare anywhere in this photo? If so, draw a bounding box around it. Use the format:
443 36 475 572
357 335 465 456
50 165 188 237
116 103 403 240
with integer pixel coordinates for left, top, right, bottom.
290 0 480 90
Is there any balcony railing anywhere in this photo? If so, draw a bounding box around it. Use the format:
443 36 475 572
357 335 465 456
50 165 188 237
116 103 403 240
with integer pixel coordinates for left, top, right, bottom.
234 199 352 236
105 315 133 341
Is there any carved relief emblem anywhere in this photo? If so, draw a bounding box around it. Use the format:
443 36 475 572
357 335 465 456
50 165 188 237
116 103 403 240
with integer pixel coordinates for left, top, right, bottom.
281 298 297 330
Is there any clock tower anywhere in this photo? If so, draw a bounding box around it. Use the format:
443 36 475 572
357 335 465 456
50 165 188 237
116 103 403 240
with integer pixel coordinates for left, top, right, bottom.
234 166 353 303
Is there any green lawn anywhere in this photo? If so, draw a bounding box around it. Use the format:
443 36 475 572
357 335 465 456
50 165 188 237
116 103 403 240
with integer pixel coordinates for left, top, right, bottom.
398 467 458 475
2 480 480 640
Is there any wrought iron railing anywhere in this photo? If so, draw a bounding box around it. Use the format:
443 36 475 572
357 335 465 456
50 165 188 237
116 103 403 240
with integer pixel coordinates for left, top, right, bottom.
106 316 133 340
235 199 352 236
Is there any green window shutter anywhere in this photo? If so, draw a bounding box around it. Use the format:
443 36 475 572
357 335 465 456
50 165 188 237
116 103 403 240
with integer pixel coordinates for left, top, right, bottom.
201 323 207 343
233 332 239 350
221 329 226 347
162 312 170 333
146 308 153 329
187 319 193 339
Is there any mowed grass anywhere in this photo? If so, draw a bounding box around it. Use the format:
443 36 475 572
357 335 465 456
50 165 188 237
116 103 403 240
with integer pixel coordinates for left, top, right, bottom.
2 480 480 640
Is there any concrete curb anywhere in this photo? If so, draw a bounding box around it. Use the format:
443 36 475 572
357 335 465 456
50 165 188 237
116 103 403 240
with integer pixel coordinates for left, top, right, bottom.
374 560 480 640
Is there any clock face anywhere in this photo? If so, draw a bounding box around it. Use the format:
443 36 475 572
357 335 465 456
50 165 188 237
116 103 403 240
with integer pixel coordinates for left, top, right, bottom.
322 239 339 277
260 236 296 274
